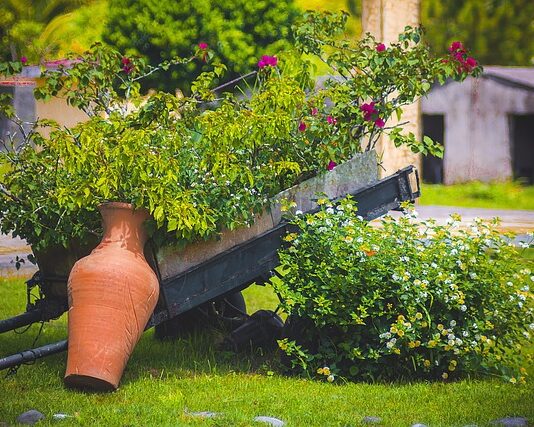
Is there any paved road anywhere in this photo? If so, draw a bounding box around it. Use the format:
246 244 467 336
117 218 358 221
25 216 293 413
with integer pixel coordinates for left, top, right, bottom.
389 205 534 233
0 205 532 275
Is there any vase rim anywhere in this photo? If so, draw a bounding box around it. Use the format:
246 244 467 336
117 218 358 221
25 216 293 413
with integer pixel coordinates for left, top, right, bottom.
98 202 149 214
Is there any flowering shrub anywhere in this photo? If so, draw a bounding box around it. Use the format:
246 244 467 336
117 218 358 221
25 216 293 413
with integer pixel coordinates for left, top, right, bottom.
272 198 533 382
0 12 481 250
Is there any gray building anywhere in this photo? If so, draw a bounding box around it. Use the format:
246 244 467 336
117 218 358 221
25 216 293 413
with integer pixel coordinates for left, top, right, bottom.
422 67 534 184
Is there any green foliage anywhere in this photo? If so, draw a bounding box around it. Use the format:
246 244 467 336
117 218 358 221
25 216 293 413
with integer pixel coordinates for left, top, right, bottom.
0 14 480 250
103 0 300 93
0 0 92 63
420 181 534 211
293 12 480 156
1 277 533 425
422 0 534 66
272 198 534 382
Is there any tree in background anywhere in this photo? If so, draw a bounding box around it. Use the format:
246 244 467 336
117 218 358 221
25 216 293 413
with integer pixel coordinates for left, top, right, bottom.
0 0 92 62
104 0 300 93
422 0 534 66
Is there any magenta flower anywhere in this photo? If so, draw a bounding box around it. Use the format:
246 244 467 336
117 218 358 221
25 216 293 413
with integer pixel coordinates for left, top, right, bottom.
298 121 307 132
198 42 208 50
376 43 386 52
121 57 134 74
327 161 337 171
448 41 464 52
311 107 318 116
20 56 27 65
360 102 377 121
326 115 337 125
374 118 385 128
258 55 277 69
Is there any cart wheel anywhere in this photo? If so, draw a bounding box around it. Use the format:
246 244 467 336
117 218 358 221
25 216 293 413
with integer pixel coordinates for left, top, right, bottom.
154 291 247 340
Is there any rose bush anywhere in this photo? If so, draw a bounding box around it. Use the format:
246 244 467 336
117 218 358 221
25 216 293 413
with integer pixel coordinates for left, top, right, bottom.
272 198 533 382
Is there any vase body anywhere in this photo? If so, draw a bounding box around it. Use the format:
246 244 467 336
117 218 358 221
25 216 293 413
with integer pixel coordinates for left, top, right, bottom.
64 202 159 391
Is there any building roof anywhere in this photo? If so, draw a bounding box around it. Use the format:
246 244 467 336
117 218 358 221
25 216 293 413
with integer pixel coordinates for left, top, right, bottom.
481 66 534 91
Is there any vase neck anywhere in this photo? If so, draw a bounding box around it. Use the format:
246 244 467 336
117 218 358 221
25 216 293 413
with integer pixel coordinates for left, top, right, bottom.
98 203 150 254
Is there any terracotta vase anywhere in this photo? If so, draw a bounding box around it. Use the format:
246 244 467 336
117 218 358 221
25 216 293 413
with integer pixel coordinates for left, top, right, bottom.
64 202 159 391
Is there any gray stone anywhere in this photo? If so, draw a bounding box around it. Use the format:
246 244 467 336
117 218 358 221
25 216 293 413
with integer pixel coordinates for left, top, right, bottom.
411 424 429 427
16 410 44 425
253 416 285 426
52 414 72 420
362 416 382 424
186 410 220 419
491 417 528 426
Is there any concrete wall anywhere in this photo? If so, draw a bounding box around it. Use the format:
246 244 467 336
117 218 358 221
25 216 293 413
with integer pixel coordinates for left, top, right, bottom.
0 66 88 144
362 0 423 177
422 78 534 183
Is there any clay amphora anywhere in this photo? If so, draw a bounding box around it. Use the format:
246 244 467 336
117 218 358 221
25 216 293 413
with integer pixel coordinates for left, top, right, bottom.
64 202 159 391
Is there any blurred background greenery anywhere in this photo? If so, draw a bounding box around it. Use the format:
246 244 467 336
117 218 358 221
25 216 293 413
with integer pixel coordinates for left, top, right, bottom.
1 0 533 90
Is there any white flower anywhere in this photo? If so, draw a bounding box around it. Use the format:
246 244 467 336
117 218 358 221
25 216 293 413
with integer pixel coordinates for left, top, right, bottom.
522 285 530 292
518 294 526 301
431 262 438 268
326 207 334 215
450 320 457 327
529 323 534 330
519 241 530 249
469 272 477 279
523 332 530 339
357 215 363 221
462 330 469 337
448 339 455 346
460 305 467 312
295 210 303 216
448 334 455 340
455 338 463 345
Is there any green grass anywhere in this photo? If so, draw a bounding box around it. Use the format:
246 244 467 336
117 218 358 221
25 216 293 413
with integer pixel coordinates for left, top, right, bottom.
1 277 533 426
420 181 534 210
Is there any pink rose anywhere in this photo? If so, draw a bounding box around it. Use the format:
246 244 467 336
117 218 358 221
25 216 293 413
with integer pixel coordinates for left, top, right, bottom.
311 107 318 116
376 43 386 52
327 161 337 171
198 42 208 50
298 121 307 132
326 116 337 125
20 56 27 65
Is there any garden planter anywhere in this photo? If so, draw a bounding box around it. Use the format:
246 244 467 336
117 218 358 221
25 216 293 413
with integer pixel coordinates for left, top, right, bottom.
156 150 379 280
64 202 159 391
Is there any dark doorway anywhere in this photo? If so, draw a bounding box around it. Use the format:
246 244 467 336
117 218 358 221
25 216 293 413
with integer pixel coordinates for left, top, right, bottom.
422 114 445 183
510 114 534 184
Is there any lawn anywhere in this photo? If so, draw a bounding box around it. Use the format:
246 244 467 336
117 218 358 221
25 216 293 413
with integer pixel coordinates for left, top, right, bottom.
0 277 533 426
420 181 534 210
